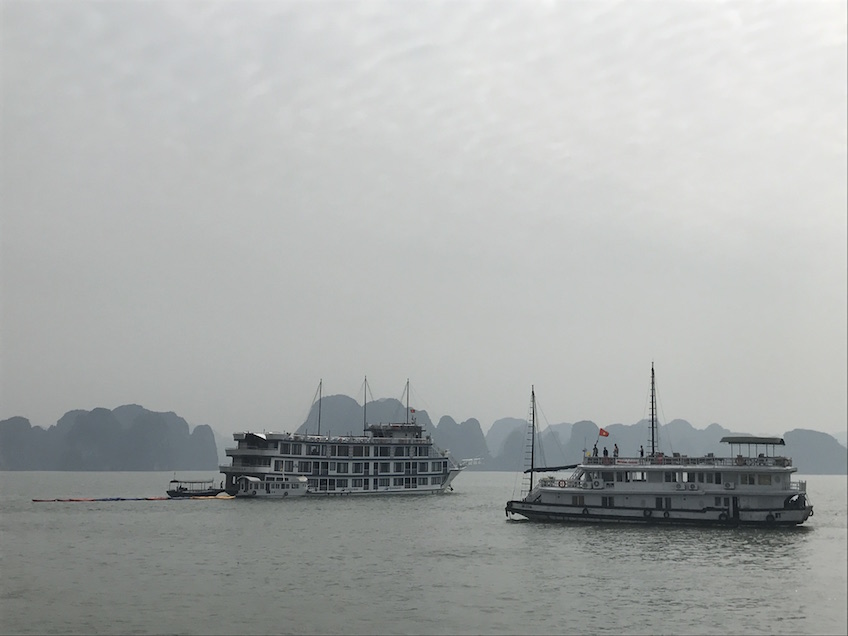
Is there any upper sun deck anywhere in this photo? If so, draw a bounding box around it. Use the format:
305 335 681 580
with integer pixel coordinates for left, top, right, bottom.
232 424 431 446
584 436 792 469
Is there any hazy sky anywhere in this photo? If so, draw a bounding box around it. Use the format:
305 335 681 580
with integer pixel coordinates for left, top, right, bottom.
2 1 846 439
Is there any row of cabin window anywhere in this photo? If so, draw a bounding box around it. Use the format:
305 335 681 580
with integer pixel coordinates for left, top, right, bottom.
272 460 448 474
663 472 775 485
592 471 776 486
589 471 725 484
570 495 735 509
306 475 444 489
244 442 430 458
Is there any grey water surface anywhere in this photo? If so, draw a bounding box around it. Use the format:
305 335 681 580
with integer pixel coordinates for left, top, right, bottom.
1 471 845 635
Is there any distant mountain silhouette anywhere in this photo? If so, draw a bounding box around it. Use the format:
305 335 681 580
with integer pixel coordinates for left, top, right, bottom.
0 406 218 471
4 396 844 474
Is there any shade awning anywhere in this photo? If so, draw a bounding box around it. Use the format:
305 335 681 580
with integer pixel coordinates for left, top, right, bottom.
720 436 785 445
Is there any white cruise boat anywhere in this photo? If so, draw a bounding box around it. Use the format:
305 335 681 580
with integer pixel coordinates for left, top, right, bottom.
505 368 814 527
221 381 464 497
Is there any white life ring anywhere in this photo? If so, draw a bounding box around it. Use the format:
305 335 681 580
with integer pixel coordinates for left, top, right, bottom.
593 480 601 488
558 480 567 488
688 483 697 491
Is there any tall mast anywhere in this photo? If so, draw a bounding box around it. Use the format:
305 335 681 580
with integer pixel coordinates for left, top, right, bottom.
530 385 536 491
363 376 368 434
317 378 322 436
650 363 657 456
405 378 410 424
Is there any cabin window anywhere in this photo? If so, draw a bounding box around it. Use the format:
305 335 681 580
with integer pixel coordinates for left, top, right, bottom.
291 443 302 455
697 472 705 483
392 462 402 473
714 472 721 484
741 474 756 485
378 447 390 457
337 463 348 474
394 446 405 457
380 462 390 474
353 463 363 474
715 497 722 506
572 495 585 506
757 474 772 486
336 479 348 488
284 461 293 472
664 472 677 483
419 477 428 485
353 446 364 457
297 461 310 472
601 472 614 482
431 461 441 472
337 446 350 457
419 462 428 473
329 462 336 471
352 479 363 487
393 478 404 486
275 460 284 471
616 473 624 482
280 443 290 454
602 496 615 508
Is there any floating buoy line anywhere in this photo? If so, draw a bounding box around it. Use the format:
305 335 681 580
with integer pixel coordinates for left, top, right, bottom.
32 495 235 502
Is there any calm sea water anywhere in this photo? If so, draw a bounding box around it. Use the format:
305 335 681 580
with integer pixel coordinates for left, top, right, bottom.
1 471 845 635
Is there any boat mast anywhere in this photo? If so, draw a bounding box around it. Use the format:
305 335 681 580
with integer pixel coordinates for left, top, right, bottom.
650 363 657 456
363 376 368 434
530 385 536 491
405 378 410 424
317 378 322 436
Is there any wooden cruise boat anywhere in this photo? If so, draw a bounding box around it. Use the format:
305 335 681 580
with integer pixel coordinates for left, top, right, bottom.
221 380 464 497
505 367 814 526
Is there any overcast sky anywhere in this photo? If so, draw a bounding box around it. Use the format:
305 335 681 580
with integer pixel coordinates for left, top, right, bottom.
2 1 845 439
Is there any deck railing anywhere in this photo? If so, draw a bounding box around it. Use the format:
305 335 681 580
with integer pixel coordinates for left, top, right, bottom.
583 455 792 468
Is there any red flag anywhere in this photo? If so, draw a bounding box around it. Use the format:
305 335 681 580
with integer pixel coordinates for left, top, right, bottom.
409 408 416 413
599 428 609 437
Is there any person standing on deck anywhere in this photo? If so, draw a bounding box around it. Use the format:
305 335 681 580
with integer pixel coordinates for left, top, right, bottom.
613 444 619 458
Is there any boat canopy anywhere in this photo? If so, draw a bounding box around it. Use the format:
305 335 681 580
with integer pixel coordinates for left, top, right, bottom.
720 436 785 445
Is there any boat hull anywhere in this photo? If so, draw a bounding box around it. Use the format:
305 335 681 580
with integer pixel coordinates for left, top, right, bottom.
167 489 225 499
506 499 813 527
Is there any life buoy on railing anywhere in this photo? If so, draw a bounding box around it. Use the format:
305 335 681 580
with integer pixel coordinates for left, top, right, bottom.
592 480 601 488
643 509 652 518
582 507 589 515
558 480 567 488
719 512 728 521
688 483 697 491
283 491 288 497
251 490 257 496
675 483 683 490
663 511 670 519
766 513 775 523
724 482 733 490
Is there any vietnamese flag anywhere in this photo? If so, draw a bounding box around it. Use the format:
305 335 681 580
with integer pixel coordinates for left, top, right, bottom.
599 428 610 437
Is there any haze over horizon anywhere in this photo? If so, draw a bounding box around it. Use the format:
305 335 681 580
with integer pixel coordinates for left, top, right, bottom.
2 1 846 439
